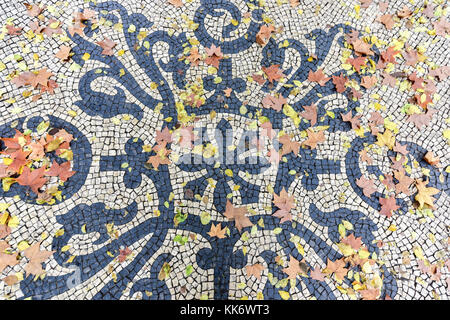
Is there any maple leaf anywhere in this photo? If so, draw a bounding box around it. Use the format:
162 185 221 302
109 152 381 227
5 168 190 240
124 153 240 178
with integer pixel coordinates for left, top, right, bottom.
272 188 295 223
147 148 171 170
256 24 275 46
308 68 331 86
414 92 433 109
168 0 183 8
279 134 300 156
283 255 303 279
262 64 285 83
375 129 395 150
299 103 317 126
186 47 202 66
397 5 412 18
156 127 173 144
342 233 362 250
223 200 253 233
207 223 227 239
352 39 374 56
359 149 373 165
24 3 46 17
310 265 325 282
356 176 376 197
381 46 401 64
345 30 360 44
54 129 74 144
341 111 361 130
96 38 116 56
433 18 450 37
415 179 439 209
332 73 348 93
45 160 76 182
303 129 325 149
251 73 266 85
403 48 420 67
23 242 55 276
6 24 22 36
346 56 366 72
406 108 436 129
394 170 414 195
55 45 72 61
324 258 347 281
409 72 424 91
381 72 397 87
393 142 408 155
27 141 45 161
379 196 400 218
382 174 395 191
118 247 132 263
429 66 450 82
378 14 395 30
361 75 377 89
7 149 31 173
32 68 54 89
205 44 223 68
262 94 286 112
42 19 62 37
390 155 405 171
16 166 47 194
246 263 265 280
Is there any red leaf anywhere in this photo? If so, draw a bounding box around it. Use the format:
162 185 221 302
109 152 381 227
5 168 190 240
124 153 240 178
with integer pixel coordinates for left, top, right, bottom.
308 68 330 86
205 44 223 68
356 176 376 197
332 73 348 93
16 166 47 194
45 160 76 182
96 38 116 56
379 196 400 218
299 103 317 126
262 64 285 83
262 94 286 112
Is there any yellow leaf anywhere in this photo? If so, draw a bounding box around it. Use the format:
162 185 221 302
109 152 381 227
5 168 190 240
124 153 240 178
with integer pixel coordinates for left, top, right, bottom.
278 290 290 300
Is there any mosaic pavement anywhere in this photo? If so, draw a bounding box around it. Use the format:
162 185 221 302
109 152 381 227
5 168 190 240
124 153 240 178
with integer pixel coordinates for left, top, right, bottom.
0 0 449 300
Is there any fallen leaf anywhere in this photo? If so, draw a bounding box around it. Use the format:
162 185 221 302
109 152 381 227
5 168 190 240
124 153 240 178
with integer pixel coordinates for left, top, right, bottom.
262 64 285 83
272 187 295 223
223 200 253 232
246 263 265 280
262 94 286 112
379 196 400 218
303 129 326 149
207 223 227 239
415 179 439 209
308 68 331 86
16 166 47 194
96 38 116 56
299 103 317 126
356 176 376 197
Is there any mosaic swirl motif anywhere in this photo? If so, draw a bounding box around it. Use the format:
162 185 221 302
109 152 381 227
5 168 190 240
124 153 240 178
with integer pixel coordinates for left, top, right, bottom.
0 0 449 300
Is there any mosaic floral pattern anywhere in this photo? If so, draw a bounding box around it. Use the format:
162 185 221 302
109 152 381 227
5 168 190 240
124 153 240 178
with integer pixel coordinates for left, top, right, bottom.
0 0 449 300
